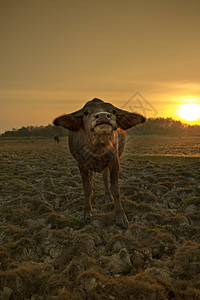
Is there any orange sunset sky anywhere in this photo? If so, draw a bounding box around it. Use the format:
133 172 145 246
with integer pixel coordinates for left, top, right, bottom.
0 0 200 133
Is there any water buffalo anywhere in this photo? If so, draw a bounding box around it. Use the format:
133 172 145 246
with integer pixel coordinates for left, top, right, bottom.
53 98 145 229
54 135 60 143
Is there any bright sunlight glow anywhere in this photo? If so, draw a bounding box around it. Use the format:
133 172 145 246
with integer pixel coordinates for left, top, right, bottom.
178 104 200 121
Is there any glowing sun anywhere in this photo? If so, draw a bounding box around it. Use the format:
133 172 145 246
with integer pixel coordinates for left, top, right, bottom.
178 104 200 121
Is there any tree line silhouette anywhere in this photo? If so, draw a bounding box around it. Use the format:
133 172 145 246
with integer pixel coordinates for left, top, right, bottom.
130 117 200 136
1 124 67 138
1 118 200 138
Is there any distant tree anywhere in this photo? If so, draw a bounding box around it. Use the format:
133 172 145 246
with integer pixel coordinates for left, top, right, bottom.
1 124 68 138
129 117 199 136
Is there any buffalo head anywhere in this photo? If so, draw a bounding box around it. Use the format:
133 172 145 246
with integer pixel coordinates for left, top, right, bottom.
53 98 145 148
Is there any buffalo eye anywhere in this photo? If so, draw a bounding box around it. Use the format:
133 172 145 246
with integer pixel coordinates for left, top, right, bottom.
84 111 89 116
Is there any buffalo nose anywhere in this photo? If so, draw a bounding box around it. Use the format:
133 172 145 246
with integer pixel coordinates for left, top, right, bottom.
95 112 111 119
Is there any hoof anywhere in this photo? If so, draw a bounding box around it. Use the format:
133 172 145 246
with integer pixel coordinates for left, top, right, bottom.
80 215 91 223
116 220 129 230
104 193 114 203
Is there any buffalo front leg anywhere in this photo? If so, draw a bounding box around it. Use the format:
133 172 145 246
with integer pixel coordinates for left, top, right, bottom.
109 162 129 229
79 165 93 222
103 167 114 203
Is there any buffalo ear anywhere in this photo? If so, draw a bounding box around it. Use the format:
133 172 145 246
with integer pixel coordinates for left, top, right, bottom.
115 107 146 130
53 108 84 131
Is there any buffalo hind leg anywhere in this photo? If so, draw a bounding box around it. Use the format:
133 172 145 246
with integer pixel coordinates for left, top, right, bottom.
79 166 93 222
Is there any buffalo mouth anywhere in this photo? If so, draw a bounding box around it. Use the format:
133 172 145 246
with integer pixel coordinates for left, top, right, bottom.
92 122 113 131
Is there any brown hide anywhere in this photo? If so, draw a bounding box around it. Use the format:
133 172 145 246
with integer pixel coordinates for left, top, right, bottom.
53 98 146 229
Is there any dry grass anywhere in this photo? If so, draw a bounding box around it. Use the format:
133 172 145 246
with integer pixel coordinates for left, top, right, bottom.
0 136 200 299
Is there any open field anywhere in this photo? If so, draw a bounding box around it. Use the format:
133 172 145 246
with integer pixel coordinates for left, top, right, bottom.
0 136 200 299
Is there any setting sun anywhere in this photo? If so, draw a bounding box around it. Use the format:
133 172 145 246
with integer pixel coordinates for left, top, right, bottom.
178 104 200 122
